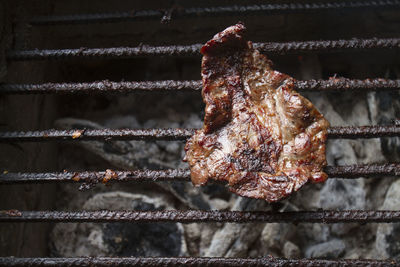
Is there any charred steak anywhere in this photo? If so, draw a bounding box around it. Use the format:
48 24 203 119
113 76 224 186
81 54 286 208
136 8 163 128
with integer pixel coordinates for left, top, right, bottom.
184 23 330 202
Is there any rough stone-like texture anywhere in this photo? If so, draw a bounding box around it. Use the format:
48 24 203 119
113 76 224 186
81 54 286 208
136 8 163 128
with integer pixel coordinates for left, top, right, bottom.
204 198 266 257
283 241 301 259
261 222 296 252
305 239 346 259
51 192 187 257
182 223 201 256
375 179 400 259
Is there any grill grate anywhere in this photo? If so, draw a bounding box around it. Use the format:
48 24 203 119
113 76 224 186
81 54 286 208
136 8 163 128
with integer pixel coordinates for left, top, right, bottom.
2 1 400 265
0 256 397 266
1 78 400 94
28 0 400 25
1 163 399 184
0 125 399 142
1 210 400 223
7 37 400 60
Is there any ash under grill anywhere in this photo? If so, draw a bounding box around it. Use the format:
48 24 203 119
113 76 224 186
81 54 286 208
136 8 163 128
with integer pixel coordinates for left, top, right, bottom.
1 1 400 266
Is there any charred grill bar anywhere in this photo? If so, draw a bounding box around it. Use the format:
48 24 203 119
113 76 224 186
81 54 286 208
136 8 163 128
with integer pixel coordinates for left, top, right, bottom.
0 163 399 184
0 128 196 142
28 0 400 25
0 80 203 94
1 78 400 94
1 210 400 223
0 125 399 142
0 257 397 267
7 37 400 60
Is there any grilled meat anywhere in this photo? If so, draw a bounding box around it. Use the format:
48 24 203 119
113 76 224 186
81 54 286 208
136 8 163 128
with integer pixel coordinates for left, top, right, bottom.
184 23 330 202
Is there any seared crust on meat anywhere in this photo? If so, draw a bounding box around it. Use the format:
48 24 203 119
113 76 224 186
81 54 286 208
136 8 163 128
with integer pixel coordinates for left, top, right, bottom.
184 23 330 202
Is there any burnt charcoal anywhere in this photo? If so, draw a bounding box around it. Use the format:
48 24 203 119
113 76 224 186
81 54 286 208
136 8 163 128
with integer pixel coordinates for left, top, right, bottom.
103 222 182 257
201 184 232 201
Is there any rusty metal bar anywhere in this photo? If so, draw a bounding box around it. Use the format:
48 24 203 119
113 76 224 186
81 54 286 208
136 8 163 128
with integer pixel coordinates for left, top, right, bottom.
1 210 399 223
0 169 191 184
1 164 399 184
28 0 400 25
0 257 397 267
1 78 400 94
0 125 399 142
252 38 400 54
327 125 400 139
0 128 195 142
294 78 400 92
0 80 203 94
7 38 400 61
324 163 400 178
6 45 203 60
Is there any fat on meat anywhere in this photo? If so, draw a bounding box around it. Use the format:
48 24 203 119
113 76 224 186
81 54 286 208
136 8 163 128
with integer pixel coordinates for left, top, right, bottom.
184 23 330 202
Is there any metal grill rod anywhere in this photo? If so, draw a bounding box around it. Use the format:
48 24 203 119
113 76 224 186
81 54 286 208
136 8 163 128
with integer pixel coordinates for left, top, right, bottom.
1 78 399 94
7 37 400 61
0 164 399 184
1 210 399 223
28 0 400 25
0 257 397 267
0 125 399 142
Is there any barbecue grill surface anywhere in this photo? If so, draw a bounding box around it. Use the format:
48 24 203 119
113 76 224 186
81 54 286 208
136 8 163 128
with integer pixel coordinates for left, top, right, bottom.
0 0 400 265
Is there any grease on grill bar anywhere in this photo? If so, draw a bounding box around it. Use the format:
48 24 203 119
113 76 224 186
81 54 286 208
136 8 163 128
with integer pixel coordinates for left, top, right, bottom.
7 37 400 61
28 0 400 25
1 78 399 94
0 257 397 266
1 210 400 223
0 125 399 142
0 164 399 184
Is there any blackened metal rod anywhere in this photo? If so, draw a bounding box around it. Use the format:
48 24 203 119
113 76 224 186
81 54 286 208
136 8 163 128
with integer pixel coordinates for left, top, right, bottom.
0 80 203 94
324 163 400 178
0 169 191 184
0 210 399 223
295 78 400 92
6 45 203 60
0 257 397 267
0 125 399 142
28 0 400 25
7 38 400 61
0 128 196 142
0 164 399 184
1 78 400 94
327 125 400 139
